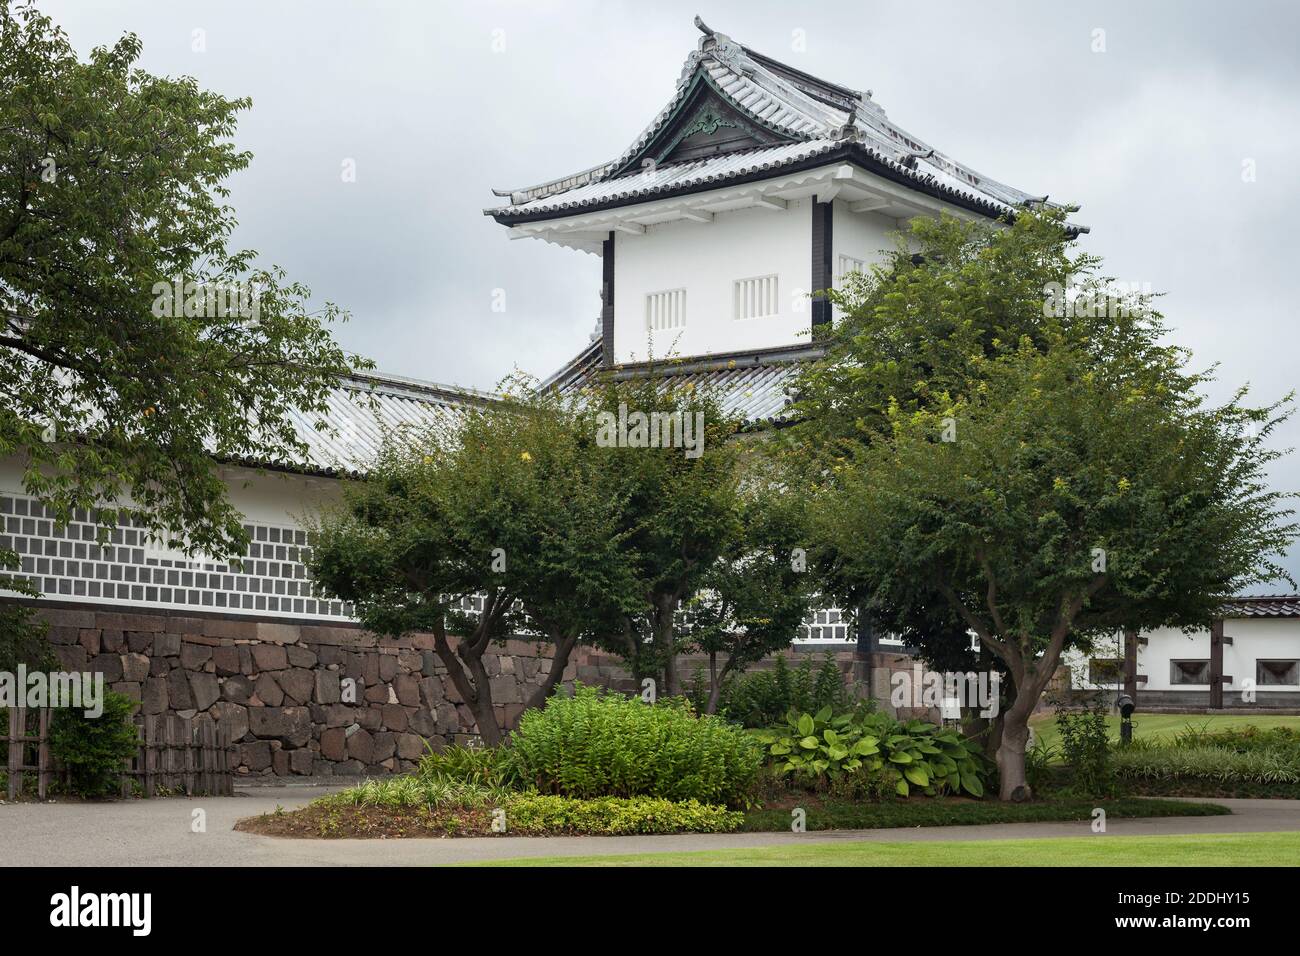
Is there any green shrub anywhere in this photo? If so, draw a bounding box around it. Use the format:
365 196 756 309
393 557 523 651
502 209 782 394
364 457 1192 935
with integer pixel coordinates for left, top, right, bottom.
47 691 139 798
1171 724 1300 755
758 706 991 799
715 653 855 727
1055 705 1116 797
417 743 519 789
504 794 743 835
507 685 761 807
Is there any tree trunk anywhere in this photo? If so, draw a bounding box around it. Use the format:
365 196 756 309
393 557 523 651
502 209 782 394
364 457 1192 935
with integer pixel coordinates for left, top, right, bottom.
996 702 1032 801
706 652 721 714
523 630 578 714
654 596 681 698
462 651 502 747
431 623 503 746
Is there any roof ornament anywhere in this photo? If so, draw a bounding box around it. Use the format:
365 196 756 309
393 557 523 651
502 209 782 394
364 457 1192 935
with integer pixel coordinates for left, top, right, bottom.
901 147 935 169
831 102 861 142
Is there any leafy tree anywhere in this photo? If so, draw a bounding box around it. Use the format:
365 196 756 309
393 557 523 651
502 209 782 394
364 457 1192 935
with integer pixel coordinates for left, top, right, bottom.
786 206 1294 772
307 384 639 745
687 478 815 713
812 336 1295 799
0 0 365 565
579 371 747 697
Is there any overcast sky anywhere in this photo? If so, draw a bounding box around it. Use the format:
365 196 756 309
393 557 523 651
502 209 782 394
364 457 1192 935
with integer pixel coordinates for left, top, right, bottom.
39 0 1300 585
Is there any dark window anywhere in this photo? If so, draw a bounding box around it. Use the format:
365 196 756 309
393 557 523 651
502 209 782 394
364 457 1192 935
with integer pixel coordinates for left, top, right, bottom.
1256 660 1299 686
1170 660 1210 685
1089 658 1124 684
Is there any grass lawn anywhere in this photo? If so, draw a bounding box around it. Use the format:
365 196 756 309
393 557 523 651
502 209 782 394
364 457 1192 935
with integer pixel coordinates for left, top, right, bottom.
1029 712 1300 752
469 831 1300 867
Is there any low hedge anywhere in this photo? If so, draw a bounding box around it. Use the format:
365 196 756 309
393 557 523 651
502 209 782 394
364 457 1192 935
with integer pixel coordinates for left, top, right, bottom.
740 796 1230 832
504 794 743 835
1113 745 1300 785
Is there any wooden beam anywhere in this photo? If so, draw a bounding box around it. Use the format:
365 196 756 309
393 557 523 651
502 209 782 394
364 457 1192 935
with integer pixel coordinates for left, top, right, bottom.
612 222 645 234
1209 618 1224 709
748 195 788 211
1122 629 1138 703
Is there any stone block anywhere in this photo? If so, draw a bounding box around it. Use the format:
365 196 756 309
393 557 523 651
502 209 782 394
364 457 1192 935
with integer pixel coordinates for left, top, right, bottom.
152 632 181 657
396 733 426 760
90 653 123 683
277 669 315 706
250 644 288 672
189 672 220 712
212 645 241 675
247 706 311 747
78 629 101 656
319 727 347 761
254 673 284 706
180 643 212 670
381 703 409 732
314 670 341 704
221 674 253 704
121 652 150 683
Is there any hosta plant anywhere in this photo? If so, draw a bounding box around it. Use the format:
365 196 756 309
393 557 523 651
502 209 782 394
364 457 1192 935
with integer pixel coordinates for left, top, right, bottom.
758 707 991 799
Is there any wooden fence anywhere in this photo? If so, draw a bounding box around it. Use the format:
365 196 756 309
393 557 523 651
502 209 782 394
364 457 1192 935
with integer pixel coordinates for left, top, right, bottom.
2 709 233 800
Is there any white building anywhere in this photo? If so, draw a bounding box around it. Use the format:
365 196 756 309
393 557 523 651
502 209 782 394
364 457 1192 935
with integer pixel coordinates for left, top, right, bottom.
1063 597 1300 708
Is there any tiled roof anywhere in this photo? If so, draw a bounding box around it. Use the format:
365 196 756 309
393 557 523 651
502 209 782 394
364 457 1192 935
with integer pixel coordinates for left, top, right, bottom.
488 18 1058 224
1220 595 1300 618
544 340 820 428
225 372 496 478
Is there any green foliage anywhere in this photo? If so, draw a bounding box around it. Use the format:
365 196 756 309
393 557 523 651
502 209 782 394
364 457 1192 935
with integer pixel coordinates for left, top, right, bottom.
575 368 747 693
1055 706 1117 798
316 775 508 810
686 477 816 708
714 654 853 727
308 381 644 743
1112 745 1300 785
1170 724 1300 756
504 794 743 835
758 707 991 799
781 205 1295 798
417 743 519 790
0 549 53 673
0 1 365 558
47 691 138 798
508 685 761 807
1025 737 1061 794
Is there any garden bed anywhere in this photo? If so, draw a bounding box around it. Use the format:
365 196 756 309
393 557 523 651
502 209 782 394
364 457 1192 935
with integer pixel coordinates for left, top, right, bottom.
235 787 1229 840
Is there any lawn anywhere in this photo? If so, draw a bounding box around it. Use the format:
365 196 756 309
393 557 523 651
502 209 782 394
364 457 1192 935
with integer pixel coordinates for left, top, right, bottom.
1029 712 1300 752
469 831 1300 867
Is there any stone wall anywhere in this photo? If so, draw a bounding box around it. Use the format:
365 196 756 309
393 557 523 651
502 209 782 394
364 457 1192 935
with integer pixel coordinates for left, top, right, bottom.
34 604 579 780
31 603 921 780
